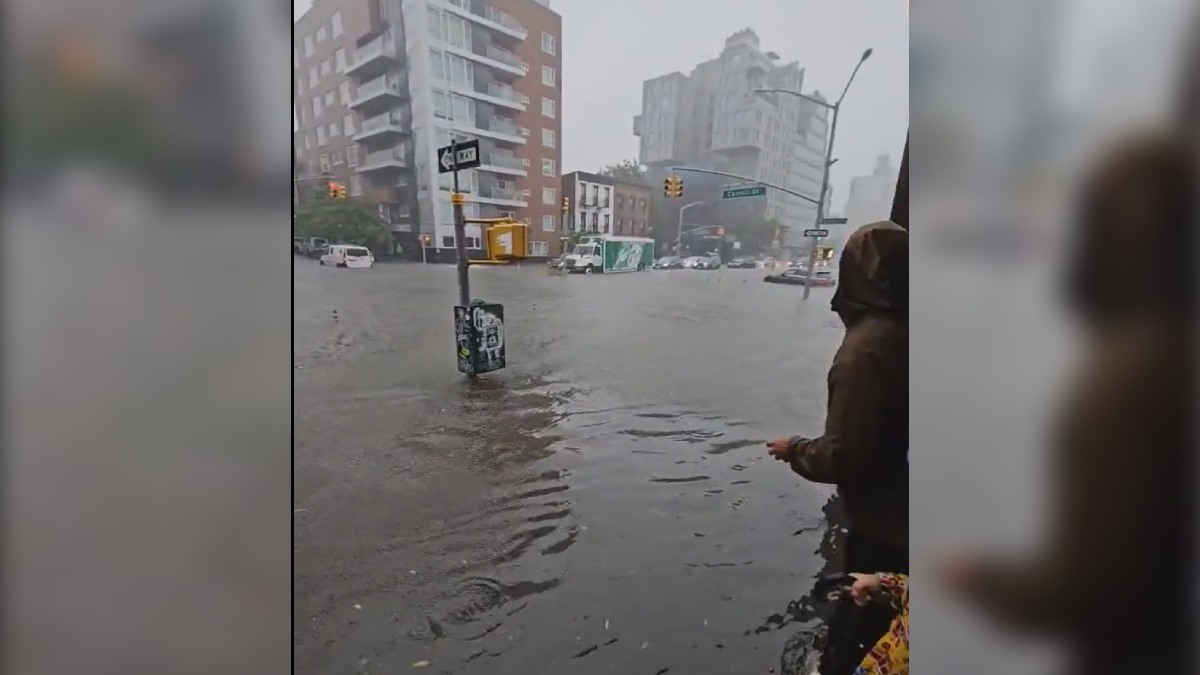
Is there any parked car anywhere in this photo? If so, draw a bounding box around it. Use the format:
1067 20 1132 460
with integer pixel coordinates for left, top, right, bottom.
320 244 375 269
654 256 684 269
727 257 756 269
547 256 565 269
680 256 706 269
697 256 722 270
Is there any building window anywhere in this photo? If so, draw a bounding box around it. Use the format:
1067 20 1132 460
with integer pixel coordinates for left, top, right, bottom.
308 66 318 88
343 113 356 135
603 186 611 206
304 35 314 57
520 94 530 105
542 215 556 232
294 48 300 69
541 97 556 118
346 145 359 167
603 214 611 232
541 159 556 177
339 81 352 105
297 104 307 125
296 77 305 95
541 128 555 148
316 25 327 42
320 59 332 76
328 122 340 138
616 194 624 208
640 198 648 212
349 175 363 196
335 48 346 72
331 11 343 38
541 32 556 55
316 126 327 145
324 91 335 107
541 65 556 88
319 153 331 172
467 237 482 249
313 96 322 119
542 187 556 205
304 133 313 150
442 236 454 248
531 241 549 257
520 127 531 137
331 149 342 165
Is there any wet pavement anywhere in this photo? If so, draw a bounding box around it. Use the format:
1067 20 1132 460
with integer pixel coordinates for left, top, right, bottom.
294 259 850 675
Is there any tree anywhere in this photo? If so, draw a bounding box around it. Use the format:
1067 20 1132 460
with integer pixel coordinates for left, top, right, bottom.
598 159 646 185
294 200 391 253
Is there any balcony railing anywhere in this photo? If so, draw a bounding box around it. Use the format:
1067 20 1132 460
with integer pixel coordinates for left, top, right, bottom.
362 148 408 166
485 83 521 104
355 75 403 100
485 117 519 137
484 7 528 36
485 45 520 68
485 154 524 169
350 33 395 68
359 113 407 134
486 187 520 201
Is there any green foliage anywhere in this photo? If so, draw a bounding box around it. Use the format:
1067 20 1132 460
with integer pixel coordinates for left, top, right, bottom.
294 200 391 252
598 159 646 185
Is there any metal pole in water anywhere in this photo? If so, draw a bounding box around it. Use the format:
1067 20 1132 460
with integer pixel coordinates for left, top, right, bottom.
451 140 470 308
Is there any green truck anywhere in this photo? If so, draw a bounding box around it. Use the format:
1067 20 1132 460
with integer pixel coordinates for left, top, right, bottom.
562 235 655 274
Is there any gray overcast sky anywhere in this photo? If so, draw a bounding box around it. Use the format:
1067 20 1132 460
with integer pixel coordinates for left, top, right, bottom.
295 0 909 208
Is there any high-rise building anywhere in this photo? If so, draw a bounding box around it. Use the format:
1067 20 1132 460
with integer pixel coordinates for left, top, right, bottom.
294 0 562 259
632 29 829 252
827 153 898 252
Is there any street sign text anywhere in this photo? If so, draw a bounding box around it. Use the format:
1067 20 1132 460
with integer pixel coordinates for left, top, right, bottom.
437 139 481 173
820 216 848 225
803 228 829 238
720 186 767 200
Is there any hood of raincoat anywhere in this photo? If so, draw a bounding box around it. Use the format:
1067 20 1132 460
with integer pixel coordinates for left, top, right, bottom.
831 221 909 326
1064 132 1194 328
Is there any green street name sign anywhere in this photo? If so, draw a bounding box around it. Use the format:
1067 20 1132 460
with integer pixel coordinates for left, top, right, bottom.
720 186 767 199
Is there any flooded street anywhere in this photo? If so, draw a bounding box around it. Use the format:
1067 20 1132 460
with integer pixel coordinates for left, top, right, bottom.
294 259 849 675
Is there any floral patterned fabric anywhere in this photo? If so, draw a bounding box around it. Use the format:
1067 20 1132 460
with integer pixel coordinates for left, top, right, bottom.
853 573 909 675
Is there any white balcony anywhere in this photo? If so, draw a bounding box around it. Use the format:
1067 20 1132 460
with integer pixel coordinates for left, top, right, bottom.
477 153 527 177
472 186 527 208
353 113 409 143
348 76 405 110
444 43 524 78
443 2 527 42
439 80 525 112
359 147 409 172
346 33 398 76
448 116 526 145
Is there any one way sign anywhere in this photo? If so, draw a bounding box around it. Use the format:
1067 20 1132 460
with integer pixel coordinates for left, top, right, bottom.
437 139 481 173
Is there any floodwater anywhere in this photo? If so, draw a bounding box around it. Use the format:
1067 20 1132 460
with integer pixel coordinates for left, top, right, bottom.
293 259 851 675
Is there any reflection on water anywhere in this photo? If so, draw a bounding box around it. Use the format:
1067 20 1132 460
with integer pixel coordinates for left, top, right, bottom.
294 262 846 674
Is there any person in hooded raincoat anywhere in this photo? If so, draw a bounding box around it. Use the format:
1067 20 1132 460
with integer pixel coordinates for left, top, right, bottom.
768 220 909 675
939 132 1193 675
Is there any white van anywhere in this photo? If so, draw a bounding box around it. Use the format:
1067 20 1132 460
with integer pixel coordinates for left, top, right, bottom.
320 245 375 268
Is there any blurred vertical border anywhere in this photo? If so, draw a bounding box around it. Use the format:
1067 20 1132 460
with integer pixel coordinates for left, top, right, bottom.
3 1 294 673
909 0 1196 673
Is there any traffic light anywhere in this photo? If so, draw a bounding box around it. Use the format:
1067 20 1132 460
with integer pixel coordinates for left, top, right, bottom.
328 181 339 199
561 196 570 213
335 183 347 200
663 176 683 199
716 227 725 236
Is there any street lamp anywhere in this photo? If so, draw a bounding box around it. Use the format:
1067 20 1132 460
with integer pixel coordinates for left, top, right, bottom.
677 201 704 255
755 47 872 299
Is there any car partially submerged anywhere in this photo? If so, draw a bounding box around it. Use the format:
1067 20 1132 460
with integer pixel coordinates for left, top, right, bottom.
763 267 836 287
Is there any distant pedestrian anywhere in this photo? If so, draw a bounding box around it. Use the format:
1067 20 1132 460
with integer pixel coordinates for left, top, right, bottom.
767 220 909 675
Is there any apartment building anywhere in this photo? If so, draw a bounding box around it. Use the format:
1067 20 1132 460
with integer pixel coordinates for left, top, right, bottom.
561 171 613 235
294 0 562 259
632 29 829 252
612 182 651 237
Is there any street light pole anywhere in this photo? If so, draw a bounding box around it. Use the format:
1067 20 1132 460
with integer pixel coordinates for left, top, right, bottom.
755 47 872 300
677 201 703 254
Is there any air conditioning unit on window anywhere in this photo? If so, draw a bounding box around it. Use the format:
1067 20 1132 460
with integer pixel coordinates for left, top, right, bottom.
521 158 531 166
521 189 531 197
520 127 531 136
